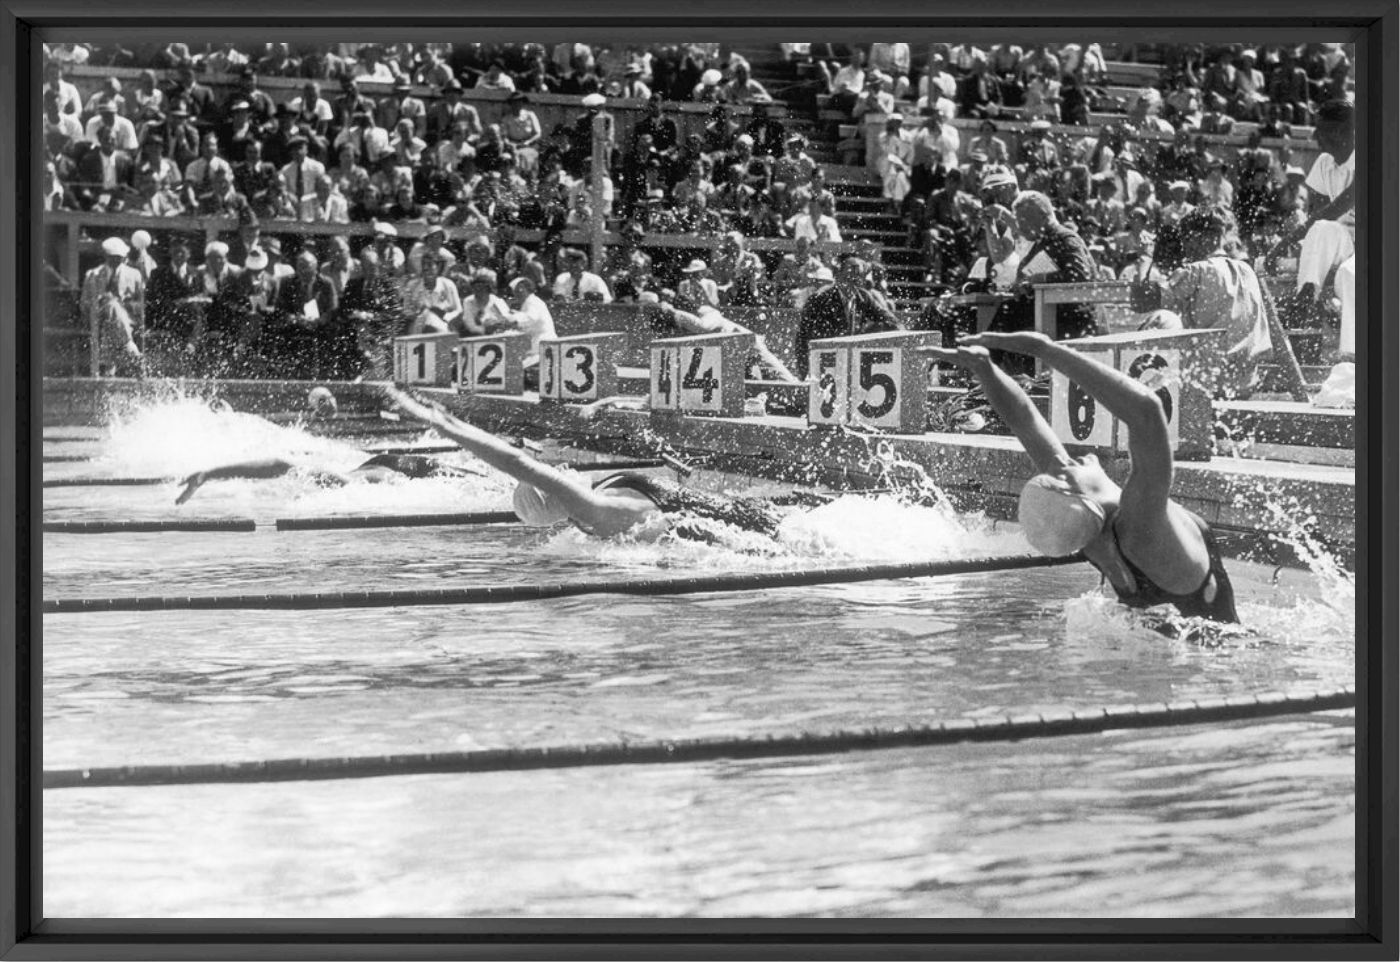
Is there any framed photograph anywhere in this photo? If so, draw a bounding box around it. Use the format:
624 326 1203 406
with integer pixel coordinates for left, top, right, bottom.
3 1 1395 957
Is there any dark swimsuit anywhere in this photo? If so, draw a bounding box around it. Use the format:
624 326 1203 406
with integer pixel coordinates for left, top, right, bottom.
357 453 448 479
1090 509 1240 624
591 471 785 541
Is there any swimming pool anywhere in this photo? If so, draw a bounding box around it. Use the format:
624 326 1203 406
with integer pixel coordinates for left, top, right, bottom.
42 398 1356 918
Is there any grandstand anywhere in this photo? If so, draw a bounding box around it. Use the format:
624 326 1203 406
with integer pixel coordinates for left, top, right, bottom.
42 40 1354 392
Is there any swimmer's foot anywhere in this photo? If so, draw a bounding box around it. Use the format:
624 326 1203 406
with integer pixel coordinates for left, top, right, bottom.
174 472 205 505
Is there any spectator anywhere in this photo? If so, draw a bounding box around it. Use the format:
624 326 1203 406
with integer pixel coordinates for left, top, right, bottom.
288 81 334 140
165 62 218 128
252 177 299 220
1016 119 1060 183
82 77 127 120
675 259 720 312
476 60 517 93
75 125 133 211
869 42 912 99
202 42 248 76
851 70 896 124
44 90 84 152
196 163 249 217
874 114 914 213
457 268 512 335
81 236 145 375
1086 174 1126 238
146 234 201 357
334 109 392 167
279 136 326 220
402 254 462 333
636 94 680 156
617 63 653 100
794 254 902 375
724 62 771 104
85 100 138 153
820 48 868 114
307 173 349 224
44 60 82 117
158 103 201 171
256 42 302 79
786 195 843 242
339 248 401 378
1197 156 1234 210
501 92 542 177
498 276 556 382
1140 205 1271 397
772 134 817 203
269 250 339 377
1267 47 1312 126
377 76 428 138
406 224 458 276
353 45 399 84
1021 69 1061 123
226 66 277 129
918 53 958 106
370 221 408 273
967 120 1009 167
552 248 612 302
234 139 279 208
958 58 1003 119
187 241 247 375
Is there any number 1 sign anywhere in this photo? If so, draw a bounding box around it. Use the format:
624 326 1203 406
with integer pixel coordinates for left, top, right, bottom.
393 333 458 387
649 332 753 418
537 333 625 404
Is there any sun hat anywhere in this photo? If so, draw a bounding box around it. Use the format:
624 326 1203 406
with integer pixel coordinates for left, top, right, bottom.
681 259 708 273
373 221 399 237
1017 474 1107 557
701 69 722 86
101 237 129 257
806 264 835 282
512 483 569 526
244 248 269 270
204 240 229 257
129 230 152 251
581 92 607 108
980 166 1018 189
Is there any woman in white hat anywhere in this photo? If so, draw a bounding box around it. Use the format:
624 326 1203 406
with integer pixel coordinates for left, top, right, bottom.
928 331 1238 631
80 236 145 375
674 259 719 312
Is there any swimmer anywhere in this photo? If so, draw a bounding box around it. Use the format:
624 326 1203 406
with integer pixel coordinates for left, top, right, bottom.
926 331 1239 627
387 388 787 541
174 452 479 504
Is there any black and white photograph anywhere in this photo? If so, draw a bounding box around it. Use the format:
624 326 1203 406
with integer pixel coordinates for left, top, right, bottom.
6 4 1395 949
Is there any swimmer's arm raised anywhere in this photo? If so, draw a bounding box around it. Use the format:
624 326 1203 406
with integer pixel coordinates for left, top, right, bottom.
925 344 1067 474
388 389 642 531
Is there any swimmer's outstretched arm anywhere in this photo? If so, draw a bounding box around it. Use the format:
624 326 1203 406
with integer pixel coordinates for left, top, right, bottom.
386 389 654 536
924 343 1068 474
175 458 298 504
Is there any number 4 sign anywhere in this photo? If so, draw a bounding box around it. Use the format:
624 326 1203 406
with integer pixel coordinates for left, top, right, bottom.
650 332 753 418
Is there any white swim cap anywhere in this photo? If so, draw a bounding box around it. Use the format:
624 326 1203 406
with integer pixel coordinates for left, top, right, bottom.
1017 474 1106 556
512 483 569 527
306 386 338 419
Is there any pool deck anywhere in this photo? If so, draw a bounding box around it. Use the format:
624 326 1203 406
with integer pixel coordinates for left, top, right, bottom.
41 377 1356 566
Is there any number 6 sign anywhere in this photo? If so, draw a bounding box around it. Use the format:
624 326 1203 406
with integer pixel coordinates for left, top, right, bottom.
393 333 458 387
537 333 624 404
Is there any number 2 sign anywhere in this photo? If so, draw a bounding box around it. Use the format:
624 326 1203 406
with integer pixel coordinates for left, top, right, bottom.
393 333 458 387
457 333 528 396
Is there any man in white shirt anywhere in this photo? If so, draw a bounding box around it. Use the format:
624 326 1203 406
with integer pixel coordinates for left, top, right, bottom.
552 249 613 302
1286 100 1355 359
44 60 82 116
84 100 139 152
278 136 325 221
308 173 349 224
500 276 556 376
786 196 843 242
334 111 391 166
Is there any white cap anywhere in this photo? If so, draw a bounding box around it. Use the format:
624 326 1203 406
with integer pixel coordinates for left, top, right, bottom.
245 248 268 270
130 230 152 251
1017 474 1107 556
681 259 707 273
373 221 399 237
701 69 722 86
581 93 606 108
512 483 569 526
204 240 229 257
101 237 129 257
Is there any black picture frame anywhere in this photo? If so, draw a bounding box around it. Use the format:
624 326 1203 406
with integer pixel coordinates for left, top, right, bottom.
2 1 1395 957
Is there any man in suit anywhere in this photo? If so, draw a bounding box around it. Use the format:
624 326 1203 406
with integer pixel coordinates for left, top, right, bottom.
80 236 146 375
144 234 202 372
74 125 133 210
795 253 903 376
271 250 340 378
164 61 218 129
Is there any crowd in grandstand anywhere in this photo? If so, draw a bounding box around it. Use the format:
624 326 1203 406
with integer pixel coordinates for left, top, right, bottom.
44 40 1355 394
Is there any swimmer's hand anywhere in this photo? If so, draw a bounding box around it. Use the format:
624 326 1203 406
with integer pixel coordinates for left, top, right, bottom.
958 331 1052 355
384 387 447 426
174 472 205 505
922 344 995 373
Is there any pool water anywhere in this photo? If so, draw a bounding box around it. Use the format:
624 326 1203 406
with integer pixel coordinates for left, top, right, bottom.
42 398 1356 918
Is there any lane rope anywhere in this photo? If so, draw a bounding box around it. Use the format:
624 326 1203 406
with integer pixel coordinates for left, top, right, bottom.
43 519 258 534
42 686 1355 789
42 459 671 490
42 554 1082 614
275 511 519 531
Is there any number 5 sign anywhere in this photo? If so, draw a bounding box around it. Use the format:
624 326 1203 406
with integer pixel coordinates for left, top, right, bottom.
807 332 939 432
394 333 458 387
537 333 624 404
650 332 753 418
458 333 528 396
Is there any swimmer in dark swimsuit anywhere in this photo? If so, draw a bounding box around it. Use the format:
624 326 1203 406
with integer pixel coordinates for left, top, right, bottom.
174 452 477 504
926 331 1239 627
388 388 786 541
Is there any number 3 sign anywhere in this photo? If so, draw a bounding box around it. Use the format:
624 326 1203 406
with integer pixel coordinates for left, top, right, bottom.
537 333 624 403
